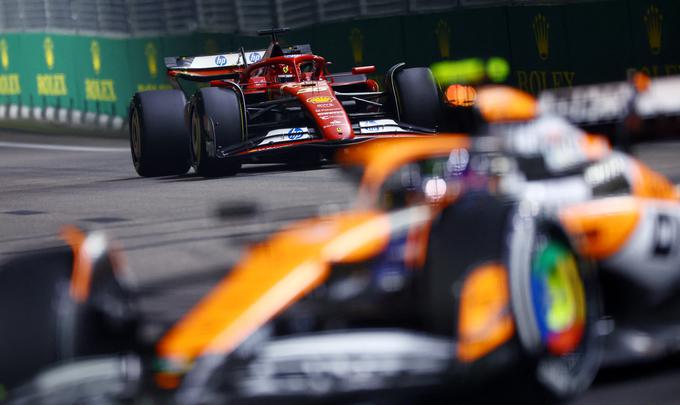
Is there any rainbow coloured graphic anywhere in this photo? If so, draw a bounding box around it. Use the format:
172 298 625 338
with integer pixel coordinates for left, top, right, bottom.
531 241 586 355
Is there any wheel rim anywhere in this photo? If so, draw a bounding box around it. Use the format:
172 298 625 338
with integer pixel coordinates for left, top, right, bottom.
130 108 142 164
530 241 586 355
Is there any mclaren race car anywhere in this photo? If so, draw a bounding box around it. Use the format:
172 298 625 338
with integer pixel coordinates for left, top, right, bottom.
4 79 680 404
128 28 445 178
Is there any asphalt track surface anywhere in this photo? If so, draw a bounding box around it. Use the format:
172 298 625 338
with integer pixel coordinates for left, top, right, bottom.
2 129 680 403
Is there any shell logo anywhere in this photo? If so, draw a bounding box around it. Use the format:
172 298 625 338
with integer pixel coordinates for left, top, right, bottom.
43 37 55 70
307 96 333 104
91 40 101 75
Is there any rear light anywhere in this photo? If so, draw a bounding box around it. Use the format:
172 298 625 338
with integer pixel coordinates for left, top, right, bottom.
445 84 477 107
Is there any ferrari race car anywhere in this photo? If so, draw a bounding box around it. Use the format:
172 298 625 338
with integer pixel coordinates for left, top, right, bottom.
129 28 445 178
4 78 680 404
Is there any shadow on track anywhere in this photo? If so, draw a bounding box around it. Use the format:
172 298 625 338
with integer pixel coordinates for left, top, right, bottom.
153 163 333 183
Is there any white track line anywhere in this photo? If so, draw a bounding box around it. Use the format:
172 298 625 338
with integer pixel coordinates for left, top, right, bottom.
0 141 128 153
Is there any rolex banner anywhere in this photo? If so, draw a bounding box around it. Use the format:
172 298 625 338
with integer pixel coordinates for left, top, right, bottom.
0 0 676 127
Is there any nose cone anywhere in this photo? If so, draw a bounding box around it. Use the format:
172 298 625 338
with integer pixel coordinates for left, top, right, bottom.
283 84 355 140
303 94 355 140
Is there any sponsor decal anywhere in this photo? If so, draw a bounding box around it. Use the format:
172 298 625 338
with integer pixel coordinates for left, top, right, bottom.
349 28 364 65
282 65 289 74
85 78 117 101
91 40 101 75
316 103 335 108
259 127 311 146
533 14 549 61
38 37 69 95
362 120 382 133
249 52 262 63
145 42 158 78
138 42 164 90
516 70 575 94
317 111 342 117
359 119 406 134
137 83 172 92
37 73 67 96
297 84 328 94
435 20 451 59
0 39 20 95
0 38 8 71
214 55 228 66
653 214 676 256
44 37 55 70
0 74 20 95
83 40 116 101
645 5 663 55
307 96 333 104
287 127 305 140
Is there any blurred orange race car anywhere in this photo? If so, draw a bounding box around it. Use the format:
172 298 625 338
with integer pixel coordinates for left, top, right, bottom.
3 80 680 404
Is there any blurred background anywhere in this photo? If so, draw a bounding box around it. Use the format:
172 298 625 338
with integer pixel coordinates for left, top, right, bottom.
0 0 676 132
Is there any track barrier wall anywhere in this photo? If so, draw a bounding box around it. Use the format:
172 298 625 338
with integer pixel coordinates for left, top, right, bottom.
0 0 676 132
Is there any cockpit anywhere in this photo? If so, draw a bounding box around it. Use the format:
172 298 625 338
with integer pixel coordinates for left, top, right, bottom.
246 55 326 86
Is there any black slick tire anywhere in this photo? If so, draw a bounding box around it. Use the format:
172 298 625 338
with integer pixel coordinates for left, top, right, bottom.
190 87 244 177
392 67 443 129
129 90 191 177
0 243 136 389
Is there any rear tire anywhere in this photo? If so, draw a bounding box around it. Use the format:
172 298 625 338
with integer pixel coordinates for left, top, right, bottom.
391 67 442 129
129 90 191 177
190 87 244 177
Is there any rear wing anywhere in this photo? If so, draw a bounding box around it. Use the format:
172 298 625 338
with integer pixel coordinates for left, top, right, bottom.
164 44 313 71
164 50 266 71
538 75 680 140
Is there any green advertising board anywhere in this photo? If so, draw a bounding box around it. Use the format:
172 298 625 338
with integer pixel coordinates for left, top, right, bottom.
628 0 680 76
0 0 677 126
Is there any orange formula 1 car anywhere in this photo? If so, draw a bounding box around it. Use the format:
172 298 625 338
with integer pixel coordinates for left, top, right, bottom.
129 28 445 178
3 83 680 404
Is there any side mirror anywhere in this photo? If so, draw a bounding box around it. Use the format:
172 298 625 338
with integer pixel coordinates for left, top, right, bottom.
352 65 376 75
445 84 477 107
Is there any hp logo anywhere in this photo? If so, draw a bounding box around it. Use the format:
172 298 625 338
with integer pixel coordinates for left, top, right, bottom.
214 55 228 66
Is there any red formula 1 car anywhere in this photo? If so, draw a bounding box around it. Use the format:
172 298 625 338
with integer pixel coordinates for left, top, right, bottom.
129 28 444 177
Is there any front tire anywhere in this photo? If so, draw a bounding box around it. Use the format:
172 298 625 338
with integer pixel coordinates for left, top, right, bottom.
510 216 602 401
129 90 191 177
0 232 136 389
391 67 443 129
190 87 244 177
